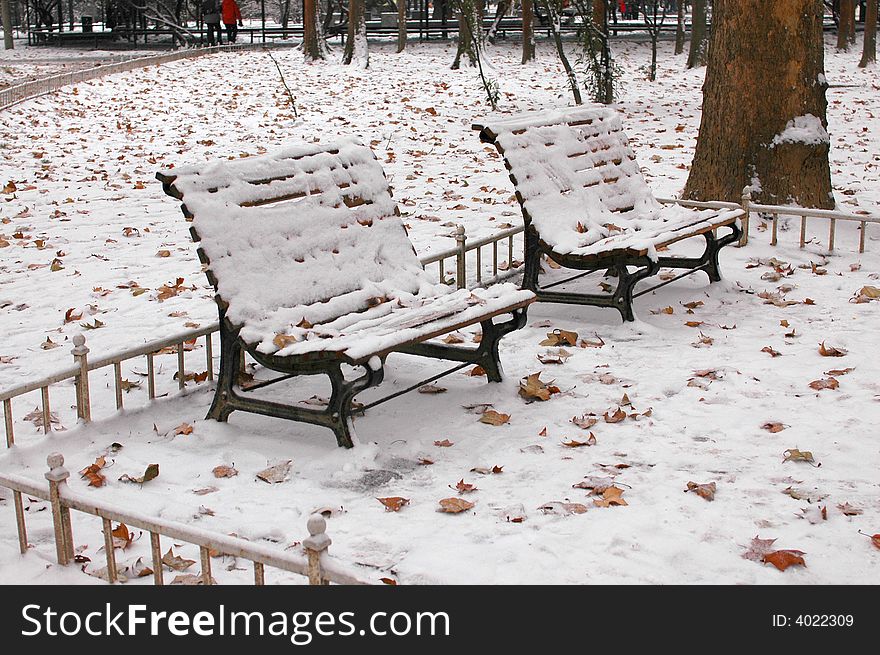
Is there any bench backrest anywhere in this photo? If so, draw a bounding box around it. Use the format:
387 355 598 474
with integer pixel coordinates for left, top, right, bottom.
474 107 661 254
157 138 430 330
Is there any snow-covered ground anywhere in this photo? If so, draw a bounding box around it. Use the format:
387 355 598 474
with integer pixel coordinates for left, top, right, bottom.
0 38 878 585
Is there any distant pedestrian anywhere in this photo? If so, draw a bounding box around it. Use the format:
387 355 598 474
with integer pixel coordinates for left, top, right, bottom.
222 0 243 44
202 0 222 46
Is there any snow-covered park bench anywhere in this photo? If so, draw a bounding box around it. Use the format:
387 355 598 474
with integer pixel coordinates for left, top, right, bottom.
474 107 744 322
156 138 535 447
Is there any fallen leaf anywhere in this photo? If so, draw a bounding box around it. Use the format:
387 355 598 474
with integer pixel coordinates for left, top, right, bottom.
761 346 782 357
519 373 560 402
604 407 626 423
742 536 777 562
762 422 785 433
684 481 717 501
433 439 454 447
256 460 292 484
808 377 839 391
173 422 194 436
824 367 854 376
79 456 107 487
836 502 862 516
763 550 806 572
561 434 597 448
438 497 475 513
162 548 196 571
539 329 578 347
783 448 817 465
468 365 487 376
111 523 134 550
479 410 510 426
377 497 410 512
537 501 589 515
593 486 628 507
572 476 616 494
571 414 599 429
818 342 847 357
118 464 159 484
453 479 477 494
212 465 238 478
418 384 447 394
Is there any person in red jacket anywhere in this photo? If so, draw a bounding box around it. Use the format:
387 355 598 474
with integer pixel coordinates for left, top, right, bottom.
221 0 243 43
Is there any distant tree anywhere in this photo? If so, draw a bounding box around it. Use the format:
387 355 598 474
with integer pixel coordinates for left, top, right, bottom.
304 0 325 59
837 0 854 50
2 0 13 49
684 0 834 209
687 0 708 68
342 0 368 67
522 0 536 63
397 0 406 52
641 0 668 80
674 0 685 55
859 0 877 66
451 0 480 69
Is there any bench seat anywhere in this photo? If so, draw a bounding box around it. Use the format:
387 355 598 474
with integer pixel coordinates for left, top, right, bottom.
157 137 534 447
474 107 742 321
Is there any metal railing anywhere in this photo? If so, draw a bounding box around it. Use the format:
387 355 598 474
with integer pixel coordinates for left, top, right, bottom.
0 452 370 585
0 42 287 111
658 187 878 253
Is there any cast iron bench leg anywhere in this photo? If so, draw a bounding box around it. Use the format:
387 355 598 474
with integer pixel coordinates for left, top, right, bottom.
326 363 384 448
611 262 658 322
206 322 240 423
476 307 529 383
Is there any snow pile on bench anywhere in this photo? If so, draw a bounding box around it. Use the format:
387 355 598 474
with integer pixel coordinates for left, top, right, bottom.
475 107 742 260
160 137 532 362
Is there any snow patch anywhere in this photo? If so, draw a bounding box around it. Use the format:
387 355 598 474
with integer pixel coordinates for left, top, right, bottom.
771 114 830 147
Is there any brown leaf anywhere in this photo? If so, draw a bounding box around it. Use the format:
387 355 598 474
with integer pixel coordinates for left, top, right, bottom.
119 463 159 484
579 335 605 348
479 410 510 426
156 250 171 257
761 346 782 357
537 501 589 515
762 422 785 433
651 306 674 315
539 329 578 347
808 377 839 391
824 367 854 376
273 333 298 349
836 502 862 516
79 456 107 488
852 285 880 303
433 439 454 447
763 550 806 572
519 372 559 402
593 486 628 507
783 448 817 465
742 536 777 562
561 433 597 448
377 497 410 512
571 414 598 430
111 523 134 550
604 407 626 423
572 476 616 494
380 577 398 585
468 365 487 376
212 465 238 478
162 547 196 571
684 481 716 501
417 384 447 394
453 479 477 494
537 348 573 365
438 497 475 513
417 457 435 465
173 422 194 436
818 342 847 357
256 461 292 484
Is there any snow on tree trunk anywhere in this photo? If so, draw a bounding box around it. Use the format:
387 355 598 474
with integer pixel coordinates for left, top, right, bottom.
684 0 834 209
398 0 407 53
522 0 536 63
304 0 325 60
859 0 877 67
342 0 368 68
674 0 685 55
686 0 708 68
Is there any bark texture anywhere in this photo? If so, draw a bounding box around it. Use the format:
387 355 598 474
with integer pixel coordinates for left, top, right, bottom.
683 0 834 209
837 0 854 50
522 0 536 63
342 0 368 67
859 0 877 66
397 0 407 53
303 0 324 60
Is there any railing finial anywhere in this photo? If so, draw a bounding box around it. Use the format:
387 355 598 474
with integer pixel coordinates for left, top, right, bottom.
304 513 332 585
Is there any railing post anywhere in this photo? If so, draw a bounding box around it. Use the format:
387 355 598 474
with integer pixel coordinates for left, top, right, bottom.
303 514 331 585
45 453 74 565
71 334 91 422
738 186 751 247
455 225 467 289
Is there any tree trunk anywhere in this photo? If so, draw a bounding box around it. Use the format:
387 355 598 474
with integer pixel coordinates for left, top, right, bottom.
304 0 324 59
397 0 406 52
683 0 834 209
686 0 707 68
859 0 877 66
2 0 13 49
593 0 613 103
522 0 535 63
451 0 479 69
837 0 851 49
674 0 685 55
342 0 368 67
